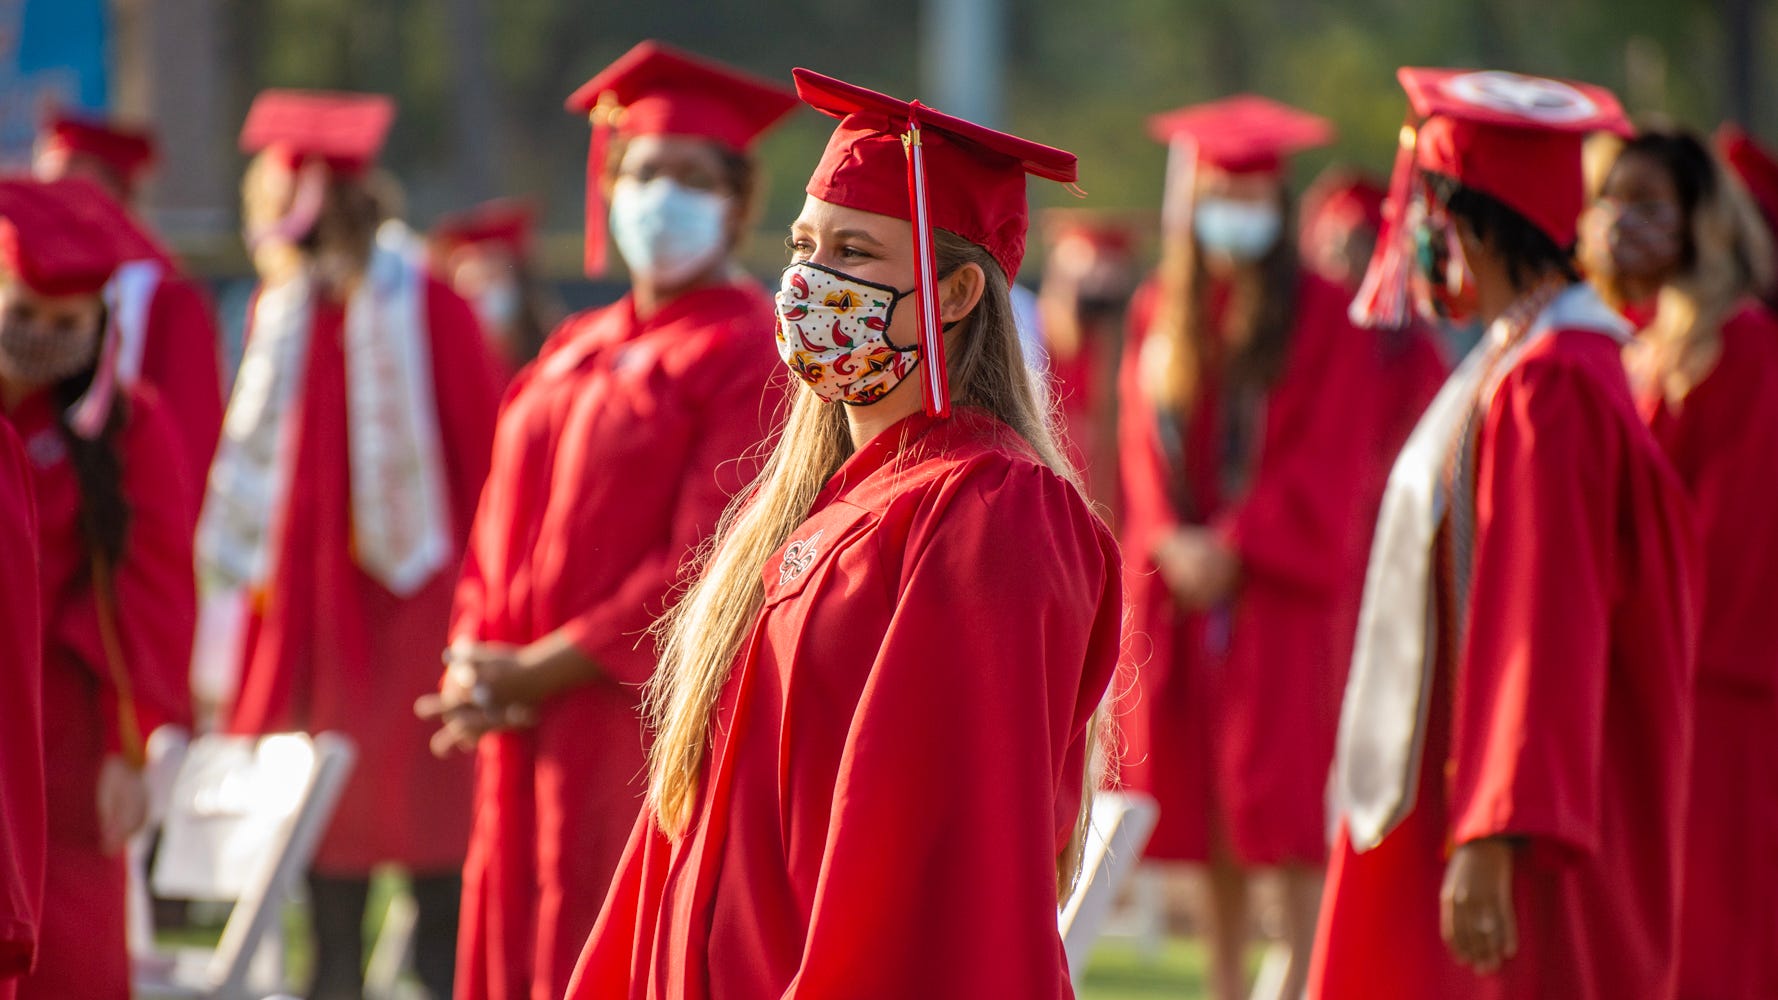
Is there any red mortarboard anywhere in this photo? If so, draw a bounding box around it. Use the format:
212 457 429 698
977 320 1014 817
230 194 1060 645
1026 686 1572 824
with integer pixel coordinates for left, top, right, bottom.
0 176 136 296
1299 169 1386 261
1717 123 1778 249
564 41 799 275
38 112 158 192
1147 95 1334 175
1350 67 1631 328
1043 208 1140 257
239 89 396 175
429 198 537 260
795 67 1080 418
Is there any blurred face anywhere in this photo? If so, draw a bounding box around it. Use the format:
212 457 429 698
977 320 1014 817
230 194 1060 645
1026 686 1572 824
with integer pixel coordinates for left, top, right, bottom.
1580 150 1684 297
605 135 743 289
1194 168 1285 269
1043 233 1133 325
34 148 128 202
0 276 104 390
444 244 524 350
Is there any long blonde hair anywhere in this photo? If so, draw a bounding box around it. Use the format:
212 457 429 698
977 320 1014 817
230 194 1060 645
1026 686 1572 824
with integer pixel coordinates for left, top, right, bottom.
644 228 1100 897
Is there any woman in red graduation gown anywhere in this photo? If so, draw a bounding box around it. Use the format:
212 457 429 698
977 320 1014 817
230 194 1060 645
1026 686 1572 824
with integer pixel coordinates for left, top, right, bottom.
0 416 42 1000
566 70 1122 1000
1315 69 1698 1000
1116 97 1445 1000
201 91 503 999
36 112 225 493
0 177 195 1000
419 43 795 1000
1582 127 1778 1000
428 198 561 382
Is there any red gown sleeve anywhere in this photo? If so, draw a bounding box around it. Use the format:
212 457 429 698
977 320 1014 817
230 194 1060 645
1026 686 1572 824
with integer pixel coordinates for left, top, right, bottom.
1117 282 1180 554
552 332 779 686
1446 351 1621 853
139 275 224 484
425 279 504 548
54 392 197 761
784 464 1123 999
0 420 44 977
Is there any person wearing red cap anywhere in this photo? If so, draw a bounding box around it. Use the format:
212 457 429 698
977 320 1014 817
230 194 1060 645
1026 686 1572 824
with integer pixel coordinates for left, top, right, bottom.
1036 210 1140 515
1580 126 1778 1000
1112 95 1445 1000
0 177 196 1000
1316 69 1699 1000
564 68 1120 999
409 43 794 1000
428 197 561 379
200 89 504 999
0 417 43 1000
34 111 226 515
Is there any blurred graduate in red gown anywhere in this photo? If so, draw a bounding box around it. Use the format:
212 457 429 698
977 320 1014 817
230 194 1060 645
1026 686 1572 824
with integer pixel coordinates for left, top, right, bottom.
568 68 1122 999
415 42 795 1000
428 197 561 380
1036 210 1140 515
0 403 43 1000
199 90 504 999
1581 125 1778 1000
0 177 195 1000
34 111 224 500
1316 69 1698 1000
1115 96 1444 1000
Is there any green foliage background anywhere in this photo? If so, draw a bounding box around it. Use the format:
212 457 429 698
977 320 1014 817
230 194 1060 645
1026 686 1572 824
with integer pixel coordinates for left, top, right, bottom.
215 0 1769 274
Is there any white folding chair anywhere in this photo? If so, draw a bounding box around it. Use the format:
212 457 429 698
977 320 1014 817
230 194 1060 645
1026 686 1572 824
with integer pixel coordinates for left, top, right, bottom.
1058 790 1160 986
128 726 193 961
134 731 356 1000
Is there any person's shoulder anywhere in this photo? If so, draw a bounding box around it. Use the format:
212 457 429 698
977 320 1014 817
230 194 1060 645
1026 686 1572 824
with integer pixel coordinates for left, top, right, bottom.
908 412 1105 537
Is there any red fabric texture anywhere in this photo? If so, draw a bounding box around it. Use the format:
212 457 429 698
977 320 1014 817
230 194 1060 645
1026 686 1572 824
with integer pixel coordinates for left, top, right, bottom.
0 420 43 991
451 282 781 1000
8 386 195 1000
1114 272 1446 864
224 277 502 873
1310 327 1699 1000
1146 95 1334 175
136 273 224 504
40 113 156 183
1638 304 1778 999
0 178 133 297
566 410 1124 1000
238 90 395 173
562 42 799 152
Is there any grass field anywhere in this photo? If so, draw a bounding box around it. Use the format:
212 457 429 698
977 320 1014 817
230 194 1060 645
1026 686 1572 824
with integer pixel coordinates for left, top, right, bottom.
156 872 1216 998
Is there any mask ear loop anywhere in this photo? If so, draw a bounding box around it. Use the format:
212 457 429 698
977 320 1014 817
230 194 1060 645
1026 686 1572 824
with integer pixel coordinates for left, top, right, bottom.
903 102 949 418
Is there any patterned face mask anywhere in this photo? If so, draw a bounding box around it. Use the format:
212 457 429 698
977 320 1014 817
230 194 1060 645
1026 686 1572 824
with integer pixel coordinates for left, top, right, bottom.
774 261 921 406
0 317 100 386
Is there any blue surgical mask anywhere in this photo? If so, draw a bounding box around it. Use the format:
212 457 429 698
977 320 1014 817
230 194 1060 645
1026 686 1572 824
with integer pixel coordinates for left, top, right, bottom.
608 177 729 286
1193 197 1283 262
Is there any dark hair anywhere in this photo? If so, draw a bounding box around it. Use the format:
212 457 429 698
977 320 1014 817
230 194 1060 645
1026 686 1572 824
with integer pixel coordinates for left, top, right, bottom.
49 319 131 567
1613 130 1719 272
1426 172 1578 291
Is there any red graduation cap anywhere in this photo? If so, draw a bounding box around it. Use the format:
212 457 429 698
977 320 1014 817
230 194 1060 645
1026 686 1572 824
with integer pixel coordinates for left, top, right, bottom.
564 41 799 276
239 89 396 175
1350 67 1631 328
1147 95 1334 176
429 197 537 260
1299 168 1386 260
796 67 1079 418
1043 208 1140 258
38 111 158 194
1717 123 1778 254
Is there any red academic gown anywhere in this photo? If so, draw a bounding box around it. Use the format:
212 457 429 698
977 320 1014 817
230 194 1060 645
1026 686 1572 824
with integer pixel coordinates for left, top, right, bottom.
134 272 224 491
8 387 195 1000
1310 324 1699 1000
1638 304 1778 1000
225 278 502 874
1116 272 1444 864
567 409 1124 1000
451 283 781 1000
1048 316 1124 516
0 420 43 1000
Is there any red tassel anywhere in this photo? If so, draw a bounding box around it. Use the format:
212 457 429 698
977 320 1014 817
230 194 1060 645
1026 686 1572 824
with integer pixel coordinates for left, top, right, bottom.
904 102 949 418
1349 118 1421 329
583 95 622 277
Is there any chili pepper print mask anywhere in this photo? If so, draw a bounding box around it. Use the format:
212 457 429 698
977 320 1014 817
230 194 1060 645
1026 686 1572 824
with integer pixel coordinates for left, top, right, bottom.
774 260 921 406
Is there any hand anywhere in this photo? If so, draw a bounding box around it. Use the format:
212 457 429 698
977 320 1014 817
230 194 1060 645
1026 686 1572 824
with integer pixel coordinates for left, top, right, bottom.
1441 837 1519 975
95 755 149 855
1150 527 1241 609
414 641 536 758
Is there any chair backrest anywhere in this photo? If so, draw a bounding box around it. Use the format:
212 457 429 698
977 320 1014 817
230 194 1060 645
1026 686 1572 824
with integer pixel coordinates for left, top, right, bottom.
151 731 356 998
129 726 192 956
1058 790 1160 984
